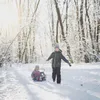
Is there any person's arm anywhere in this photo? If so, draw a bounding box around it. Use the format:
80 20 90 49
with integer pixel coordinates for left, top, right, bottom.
47 52 54 61
61 54 71 66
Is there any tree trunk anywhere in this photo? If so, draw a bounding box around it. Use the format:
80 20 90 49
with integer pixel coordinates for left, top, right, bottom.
56 20 59 43
54 0 73 63
85 0 95 53
80 0 89 62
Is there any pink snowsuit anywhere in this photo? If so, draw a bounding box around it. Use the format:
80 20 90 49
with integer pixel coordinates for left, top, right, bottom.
31 71 41 81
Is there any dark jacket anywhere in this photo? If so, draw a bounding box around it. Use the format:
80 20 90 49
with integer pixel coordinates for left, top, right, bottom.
47 51 71 68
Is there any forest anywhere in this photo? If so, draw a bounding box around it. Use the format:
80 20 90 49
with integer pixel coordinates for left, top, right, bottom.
0 0 100 64
1 1 100 100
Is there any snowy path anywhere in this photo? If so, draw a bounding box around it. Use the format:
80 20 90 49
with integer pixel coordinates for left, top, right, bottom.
13 65 69 100
1 63 100 100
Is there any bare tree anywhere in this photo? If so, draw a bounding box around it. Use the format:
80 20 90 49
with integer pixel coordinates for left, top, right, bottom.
54 0 73 62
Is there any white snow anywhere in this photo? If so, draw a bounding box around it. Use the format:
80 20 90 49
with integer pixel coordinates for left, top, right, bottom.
0 63 100 100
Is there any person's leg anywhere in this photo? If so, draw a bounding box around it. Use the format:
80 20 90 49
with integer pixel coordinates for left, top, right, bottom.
57 67 61 84
52 67 56 82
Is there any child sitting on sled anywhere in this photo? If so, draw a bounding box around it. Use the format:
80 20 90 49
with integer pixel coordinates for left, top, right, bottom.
31 65 46 81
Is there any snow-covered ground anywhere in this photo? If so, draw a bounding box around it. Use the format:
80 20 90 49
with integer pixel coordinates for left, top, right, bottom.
1 63 100 100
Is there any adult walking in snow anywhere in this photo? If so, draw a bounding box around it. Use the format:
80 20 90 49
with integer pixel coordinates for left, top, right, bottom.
47 45 71 84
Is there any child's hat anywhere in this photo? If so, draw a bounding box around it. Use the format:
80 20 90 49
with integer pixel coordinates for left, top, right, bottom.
55 44 59 49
